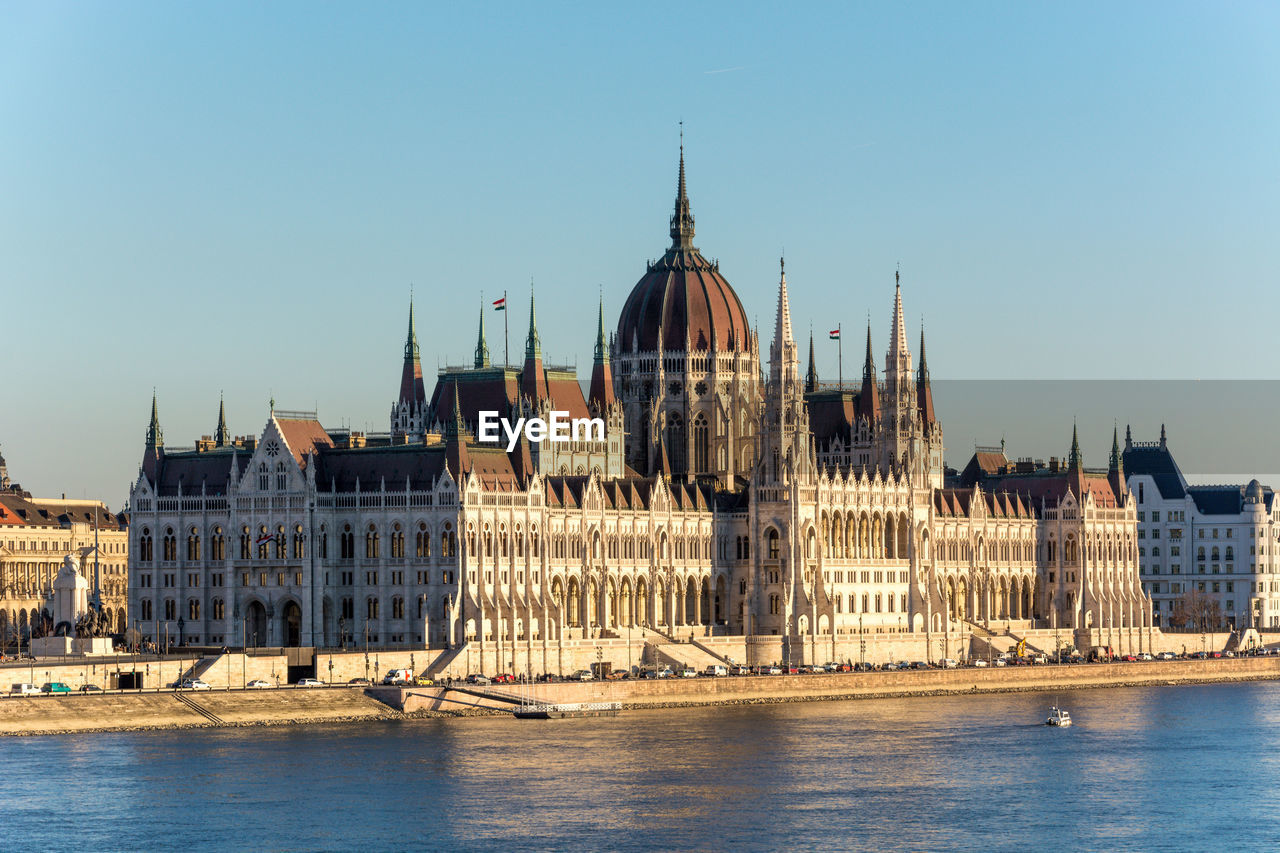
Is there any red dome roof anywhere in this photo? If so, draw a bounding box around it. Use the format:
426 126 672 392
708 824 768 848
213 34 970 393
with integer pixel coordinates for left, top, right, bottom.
616 150 752 353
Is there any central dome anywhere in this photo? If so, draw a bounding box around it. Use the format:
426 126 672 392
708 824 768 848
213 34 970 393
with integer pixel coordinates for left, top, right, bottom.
616 151 751 353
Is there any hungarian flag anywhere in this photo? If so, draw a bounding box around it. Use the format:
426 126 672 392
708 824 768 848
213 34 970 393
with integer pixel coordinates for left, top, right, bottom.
829 329 841 340
493 297 506 311
255 532 275 545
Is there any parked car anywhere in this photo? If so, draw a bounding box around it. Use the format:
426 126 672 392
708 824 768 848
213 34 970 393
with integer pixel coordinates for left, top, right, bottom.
247 679 270 688
679 668 698 678
993 658 1008 667
41 682 72 694
415 675 435 685
465 674 492 685
730 665 752 676
295 678 325 687
941 659 958 669
764 665 783 675
971 659 989 668
1158 651 1177 660
179 678 212 690
571 670 594 681
10 683 40 695
1138 653 1154 661
79 684 103 692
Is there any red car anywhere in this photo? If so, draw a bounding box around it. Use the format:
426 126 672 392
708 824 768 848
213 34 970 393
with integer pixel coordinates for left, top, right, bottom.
1121 654 1138 662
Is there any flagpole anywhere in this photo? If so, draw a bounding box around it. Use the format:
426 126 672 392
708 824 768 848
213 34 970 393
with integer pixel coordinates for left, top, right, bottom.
838 322 843 390
504 289 509 367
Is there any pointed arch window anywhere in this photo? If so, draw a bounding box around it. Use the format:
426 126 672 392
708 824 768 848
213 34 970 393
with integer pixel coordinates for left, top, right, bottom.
258 462 269 491
276 461 287 490
692 412 709 473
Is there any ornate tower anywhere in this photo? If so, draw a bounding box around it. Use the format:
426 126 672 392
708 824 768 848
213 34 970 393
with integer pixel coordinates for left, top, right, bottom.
214 394 230 447
760 259 811 487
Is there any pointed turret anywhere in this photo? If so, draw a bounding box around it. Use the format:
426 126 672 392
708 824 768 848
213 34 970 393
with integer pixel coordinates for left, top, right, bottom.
214 393 230 447
474 302 490 368
1125 423 1133 452
887 271 909 365
669 133 696 249
1068 421 1082 471
1160 423 1167 449
146 391 163 450
857 323 880 421
521 287 547 403
444 384 471 479
805 327 818 393
399 297 426 408
588 296 616 411
1108 423 1127 500
916 324 935 426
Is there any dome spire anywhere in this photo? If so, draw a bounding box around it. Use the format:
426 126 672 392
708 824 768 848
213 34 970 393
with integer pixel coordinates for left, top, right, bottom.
669 124 696 249
524 284 541 361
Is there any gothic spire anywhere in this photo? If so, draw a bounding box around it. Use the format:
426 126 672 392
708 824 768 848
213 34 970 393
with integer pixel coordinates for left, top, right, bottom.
669 129 696 249
214 393 230 447
888 270 909 364
858 323 880 421
474 302 490 368
805 327 818 393
773 257 794 351
399 297 426 407
1069 420 1082 470
1109 424 1122 473
862 322 876 381
593 294 609 365
588 295 616 411
916 324 935 426
524 287 541 361
146 391 163 449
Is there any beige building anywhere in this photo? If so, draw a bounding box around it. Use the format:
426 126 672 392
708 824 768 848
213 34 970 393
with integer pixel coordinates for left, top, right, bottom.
0 449 129 644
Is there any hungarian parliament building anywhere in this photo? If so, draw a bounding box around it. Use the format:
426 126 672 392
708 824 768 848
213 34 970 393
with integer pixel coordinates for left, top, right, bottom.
127 152 1153 668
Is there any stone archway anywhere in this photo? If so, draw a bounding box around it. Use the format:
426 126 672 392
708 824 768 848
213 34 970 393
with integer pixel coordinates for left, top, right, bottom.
246 601 268 648
282 601 302 647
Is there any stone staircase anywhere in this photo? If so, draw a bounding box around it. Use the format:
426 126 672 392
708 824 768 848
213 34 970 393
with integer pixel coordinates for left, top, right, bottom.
641 628 727 672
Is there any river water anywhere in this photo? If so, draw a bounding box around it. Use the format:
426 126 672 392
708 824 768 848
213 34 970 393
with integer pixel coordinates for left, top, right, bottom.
4 682 1279 851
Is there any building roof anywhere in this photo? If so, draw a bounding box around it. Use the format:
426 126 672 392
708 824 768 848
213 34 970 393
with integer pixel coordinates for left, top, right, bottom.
1122 444 1186 500
0 494 126 530
1186 484 1276 515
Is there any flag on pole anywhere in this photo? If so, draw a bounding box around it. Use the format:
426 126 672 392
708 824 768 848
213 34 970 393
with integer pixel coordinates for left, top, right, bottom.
829 329 841 340
493 297 506 311
255 532 275 545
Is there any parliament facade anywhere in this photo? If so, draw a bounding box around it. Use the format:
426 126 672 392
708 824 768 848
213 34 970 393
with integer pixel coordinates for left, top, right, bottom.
127 153 1154 670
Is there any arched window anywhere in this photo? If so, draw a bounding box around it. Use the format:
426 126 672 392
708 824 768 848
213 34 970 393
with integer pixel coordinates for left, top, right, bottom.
293 524 305 559
187 598 200 620
275 461 287 490
366 525 380 559
186 527 200 561
416 523 430 558
391 523 404 559
258 462 269 491
257 526 270 559
767 529 780 560
667 413 686 473
392 596 404 619
140 529 153 563
692 412 709 473
240 527 251 559
211 526 224 561
367 597 379 619
163 528 176 562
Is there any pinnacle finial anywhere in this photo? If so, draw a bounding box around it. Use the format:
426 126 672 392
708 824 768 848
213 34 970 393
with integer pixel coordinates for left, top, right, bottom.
1110 423 1121 472
1069 419 1082 469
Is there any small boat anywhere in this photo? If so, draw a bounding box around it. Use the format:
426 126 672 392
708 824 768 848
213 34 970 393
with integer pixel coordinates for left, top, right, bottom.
1045 706 1072 727
513 701 622 720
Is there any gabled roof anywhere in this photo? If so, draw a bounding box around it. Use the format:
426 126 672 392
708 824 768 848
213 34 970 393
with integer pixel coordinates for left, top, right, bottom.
154 449 250 497
275 417 334 465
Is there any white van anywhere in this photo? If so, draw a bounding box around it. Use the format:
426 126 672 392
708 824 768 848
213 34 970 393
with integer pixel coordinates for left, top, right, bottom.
382 668 414 685
10 683 39 695
704 665 728 677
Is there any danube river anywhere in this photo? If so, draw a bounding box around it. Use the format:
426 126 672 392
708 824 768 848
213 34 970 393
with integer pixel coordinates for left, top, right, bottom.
5 682 1280 851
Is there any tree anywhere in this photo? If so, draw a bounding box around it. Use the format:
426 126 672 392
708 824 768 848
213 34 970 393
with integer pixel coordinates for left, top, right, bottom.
1171 588 1222 632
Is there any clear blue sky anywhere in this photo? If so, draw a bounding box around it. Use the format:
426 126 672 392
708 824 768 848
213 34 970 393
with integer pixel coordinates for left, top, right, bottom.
2 2 1277 507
